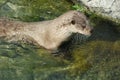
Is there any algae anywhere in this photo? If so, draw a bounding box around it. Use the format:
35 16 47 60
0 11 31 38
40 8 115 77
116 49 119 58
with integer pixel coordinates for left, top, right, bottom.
0 0 72 21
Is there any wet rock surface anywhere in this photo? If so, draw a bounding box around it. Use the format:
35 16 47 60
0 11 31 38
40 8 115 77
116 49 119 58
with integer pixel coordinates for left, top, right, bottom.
75 0 120 20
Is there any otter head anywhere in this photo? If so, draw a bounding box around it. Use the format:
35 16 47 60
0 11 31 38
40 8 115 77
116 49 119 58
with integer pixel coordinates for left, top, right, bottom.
59 10 93 36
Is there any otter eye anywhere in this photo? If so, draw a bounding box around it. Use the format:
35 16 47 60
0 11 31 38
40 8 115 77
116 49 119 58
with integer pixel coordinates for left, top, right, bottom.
71 20 75 25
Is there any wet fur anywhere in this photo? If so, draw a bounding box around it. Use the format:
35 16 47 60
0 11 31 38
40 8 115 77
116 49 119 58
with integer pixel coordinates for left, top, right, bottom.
0 11 92 51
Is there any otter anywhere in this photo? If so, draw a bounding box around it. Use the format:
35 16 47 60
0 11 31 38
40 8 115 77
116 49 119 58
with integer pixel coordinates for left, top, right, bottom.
0 10 93 52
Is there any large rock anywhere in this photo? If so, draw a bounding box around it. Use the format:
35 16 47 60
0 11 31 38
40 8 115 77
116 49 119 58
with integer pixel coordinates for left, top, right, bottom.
77 0 120 20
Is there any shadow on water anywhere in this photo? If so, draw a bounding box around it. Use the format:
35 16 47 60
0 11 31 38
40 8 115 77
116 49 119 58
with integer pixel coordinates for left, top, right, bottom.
88 17 120 42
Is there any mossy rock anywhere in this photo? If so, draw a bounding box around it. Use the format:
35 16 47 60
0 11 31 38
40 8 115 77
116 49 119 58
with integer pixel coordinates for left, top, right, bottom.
0 0 72 21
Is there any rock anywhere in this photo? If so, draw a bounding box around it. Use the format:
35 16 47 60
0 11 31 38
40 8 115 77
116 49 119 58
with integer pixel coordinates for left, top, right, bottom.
76 0 120 20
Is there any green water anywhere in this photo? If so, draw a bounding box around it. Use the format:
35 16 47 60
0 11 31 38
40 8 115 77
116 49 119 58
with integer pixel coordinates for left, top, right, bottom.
0 0 72 21
0 0 120 80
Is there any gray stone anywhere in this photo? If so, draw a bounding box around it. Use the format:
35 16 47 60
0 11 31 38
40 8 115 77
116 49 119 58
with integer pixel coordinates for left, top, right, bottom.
77 0 120 20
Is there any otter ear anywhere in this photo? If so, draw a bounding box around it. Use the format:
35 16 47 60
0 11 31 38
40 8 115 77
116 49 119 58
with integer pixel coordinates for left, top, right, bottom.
71 20 76 25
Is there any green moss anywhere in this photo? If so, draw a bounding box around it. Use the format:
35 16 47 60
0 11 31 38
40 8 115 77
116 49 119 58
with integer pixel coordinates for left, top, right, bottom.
0 0 72 21
72 4 87 13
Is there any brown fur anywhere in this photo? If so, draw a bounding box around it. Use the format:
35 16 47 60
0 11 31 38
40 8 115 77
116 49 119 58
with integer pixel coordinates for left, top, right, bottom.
0 10 93 51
